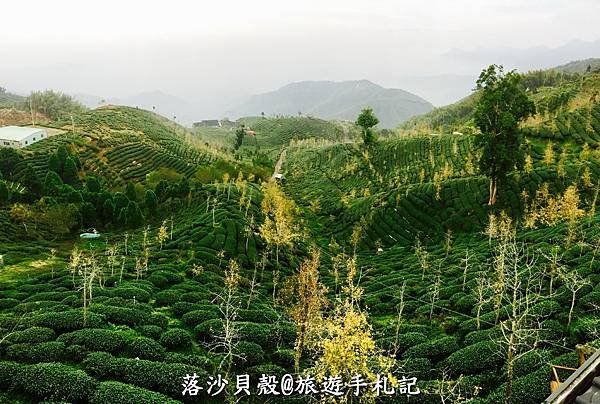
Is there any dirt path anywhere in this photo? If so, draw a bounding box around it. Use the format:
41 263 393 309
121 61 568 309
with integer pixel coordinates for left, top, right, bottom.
273 148 286 177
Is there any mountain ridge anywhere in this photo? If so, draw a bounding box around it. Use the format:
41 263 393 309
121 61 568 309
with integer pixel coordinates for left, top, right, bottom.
226 79 434 128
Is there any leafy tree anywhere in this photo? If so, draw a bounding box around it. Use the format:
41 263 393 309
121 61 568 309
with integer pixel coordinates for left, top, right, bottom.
14 164 42 199
155 180 170 202
43 171 63 196
234 126 246 150
356 107 379 145
24 90 86 120
125 201 144 228
473 65 535 205
0 148 23 179
47 153 61 174
85 176 101 193
80 202 97 227
113 192 129 213
56 146 69 170
64 187 84 203
287 248 327 373
102 198 115 223
144 189 158 216
125 182 137 201
0 182 9 205
62 157 79 186
259 180 301 264
176 178 190 198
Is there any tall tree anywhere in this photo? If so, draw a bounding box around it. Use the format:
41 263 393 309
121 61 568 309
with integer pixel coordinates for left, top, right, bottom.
259 180 301 264
144 189 158 216
234 125 246 150
125 182 137 201
474 65 535 205
0 182 9 206
62 157 79 186
0 148 23 179
356 107 379 145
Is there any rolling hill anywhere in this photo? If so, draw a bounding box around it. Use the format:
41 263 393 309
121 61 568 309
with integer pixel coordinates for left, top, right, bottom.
227 80 434 129
3 63 600 403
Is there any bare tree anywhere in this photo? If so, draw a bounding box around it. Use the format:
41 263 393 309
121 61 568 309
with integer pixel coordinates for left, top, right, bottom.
461 248 475 291
493 239 556 404
560 270 591 326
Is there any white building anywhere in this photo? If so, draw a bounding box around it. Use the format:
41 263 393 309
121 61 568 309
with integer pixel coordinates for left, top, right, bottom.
0 126 48 148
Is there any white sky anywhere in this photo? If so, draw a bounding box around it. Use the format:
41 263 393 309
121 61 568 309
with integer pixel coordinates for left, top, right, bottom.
2 0 600 112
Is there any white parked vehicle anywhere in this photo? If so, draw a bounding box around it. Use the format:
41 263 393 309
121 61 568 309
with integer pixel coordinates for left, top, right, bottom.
80 228 101 239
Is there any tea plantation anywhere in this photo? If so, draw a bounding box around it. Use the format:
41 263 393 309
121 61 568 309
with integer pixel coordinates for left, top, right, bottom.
1 69 600 403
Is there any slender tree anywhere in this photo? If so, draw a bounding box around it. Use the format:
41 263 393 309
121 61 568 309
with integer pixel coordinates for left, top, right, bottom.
474 65 535 205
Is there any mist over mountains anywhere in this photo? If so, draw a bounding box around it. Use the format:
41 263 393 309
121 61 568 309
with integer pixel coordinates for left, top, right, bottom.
225 80 434 128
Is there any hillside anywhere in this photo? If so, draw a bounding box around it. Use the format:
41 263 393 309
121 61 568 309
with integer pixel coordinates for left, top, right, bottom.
227 80 434 129
0 88 24 107
399 67 594 134
11 106 270 189
553 58 600 73
3 68 600 403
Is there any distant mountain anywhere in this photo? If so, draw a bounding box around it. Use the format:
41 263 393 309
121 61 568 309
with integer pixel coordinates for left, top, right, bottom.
444 39 600 73
74 91 198 126
226 80 434 129
553 58 600 73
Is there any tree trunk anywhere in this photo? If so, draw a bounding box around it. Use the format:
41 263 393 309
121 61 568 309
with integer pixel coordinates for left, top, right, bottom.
505 336 514 404
488 178 498 205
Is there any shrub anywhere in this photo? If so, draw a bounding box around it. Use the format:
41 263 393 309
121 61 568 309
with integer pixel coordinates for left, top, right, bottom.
128 337 166 361
180 291 211 303
182 309 220 327
237 309 279 323
13 362 97 402
0 298 19 309
487 368 550 404
463 327 500 345
268 322 296 346
159 328 193 349
154 290 181 306
164 352 213 371
391 332 428 356
397 357 432 380
146 274 169 288
234 341 264 367
3 327 56 344
15 301 69 314
105 287 151 303
136 325 164 340
238 322 271 347
90 381 180 404
57 328 127 354
171 302 205 316
82 351 121 379
444 340 502 376
0 361 21 389
27 310 106 333
195 319 224 341
511 349 553 379
246 364 286 378
530 300 561 317
404 336 459 362
272 348 295 369
6 341 66 363
92 305 167 328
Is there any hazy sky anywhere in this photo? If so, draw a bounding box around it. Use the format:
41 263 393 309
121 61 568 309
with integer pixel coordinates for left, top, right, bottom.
2 0 600 114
